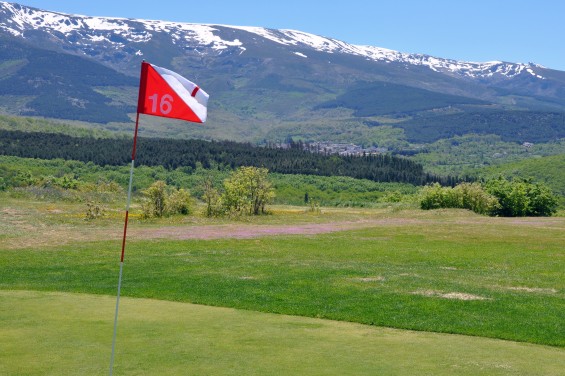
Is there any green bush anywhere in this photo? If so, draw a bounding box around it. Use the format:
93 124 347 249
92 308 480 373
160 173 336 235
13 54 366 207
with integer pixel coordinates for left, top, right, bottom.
484 177 558 217
222 167 274 216
420 182 499 215
453 182 500 215
202 178 224 217
141 181 195 218
141 181 167 218
166 188 193 215
421 178 558 217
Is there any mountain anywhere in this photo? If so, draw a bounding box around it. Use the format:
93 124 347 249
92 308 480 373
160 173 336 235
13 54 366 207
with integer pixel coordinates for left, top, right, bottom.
0 1 564 145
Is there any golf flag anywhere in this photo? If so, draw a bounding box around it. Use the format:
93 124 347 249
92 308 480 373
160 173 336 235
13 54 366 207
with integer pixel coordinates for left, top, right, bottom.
137 61 209 123
111 63 209 374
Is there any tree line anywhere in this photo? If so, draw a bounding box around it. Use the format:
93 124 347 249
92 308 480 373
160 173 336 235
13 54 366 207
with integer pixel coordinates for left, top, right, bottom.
0 130 459 185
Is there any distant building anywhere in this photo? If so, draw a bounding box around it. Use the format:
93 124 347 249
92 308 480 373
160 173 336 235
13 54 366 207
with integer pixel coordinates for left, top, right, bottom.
307 141 387 156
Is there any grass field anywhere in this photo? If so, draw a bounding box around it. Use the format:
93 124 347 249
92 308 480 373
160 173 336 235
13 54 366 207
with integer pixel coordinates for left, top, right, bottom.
1 196 564 374
2 290 564 376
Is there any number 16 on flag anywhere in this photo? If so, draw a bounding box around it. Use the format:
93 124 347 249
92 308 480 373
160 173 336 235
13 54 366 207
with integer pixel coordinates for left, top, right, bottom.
137 61 209 123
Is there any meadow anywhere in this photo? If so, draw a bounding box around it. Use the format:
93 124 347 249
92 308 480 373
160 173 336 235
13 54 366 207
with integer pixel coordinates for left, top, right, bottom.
1 194 564 375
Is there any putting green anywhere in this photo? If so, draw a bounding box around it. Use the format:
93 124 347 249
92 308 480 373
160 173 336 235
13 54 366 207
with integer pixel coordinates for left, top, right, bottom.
1 290 563 375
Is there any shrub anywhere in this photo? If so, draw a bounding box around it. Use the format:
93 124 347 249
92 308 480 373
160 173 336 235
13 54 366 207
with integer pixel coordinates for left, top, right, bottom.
85 201 106 220
141 180 167 218
166 188 193 215
420 183 451 210
202 178 224 217
222 167 274 216
421 178 558 217
453 182 500 215
484 177 557 217
53 174 79 190
141 181 195 218
307 200 321 213
420 182 499 215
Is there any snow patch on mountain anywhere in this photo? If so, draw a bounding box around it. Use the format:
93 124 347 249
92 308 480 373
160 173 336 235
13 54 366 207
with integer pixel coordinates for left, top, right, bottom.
0 2 243 52
230 25 543 79
0 1 545 80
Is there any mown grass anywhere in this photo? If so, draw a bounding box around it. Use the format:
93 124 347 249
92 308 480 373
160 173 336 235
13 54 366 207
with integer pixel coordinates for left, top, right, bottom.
1 210 563 347
2 290 564 376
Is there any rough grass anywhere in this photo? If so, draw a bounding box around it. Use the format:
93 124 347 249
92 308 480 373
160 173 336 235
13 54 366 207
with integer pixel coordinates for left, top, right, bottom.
1 204 563 347
1 196 564 375
2 290 564 376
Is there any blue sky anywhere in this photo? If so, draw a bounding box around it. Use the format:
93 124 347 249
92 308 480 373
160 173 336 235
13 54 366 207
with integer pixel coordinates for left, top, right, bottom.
15 0 565 71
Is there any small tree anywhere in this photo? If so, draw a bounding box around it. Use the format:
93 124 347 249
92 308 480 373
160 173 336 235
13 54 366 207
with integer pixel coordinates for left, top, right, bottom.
141 181 167 218
166 188 193 215
141 181 195 218
222 166 274 216
202 178 223 217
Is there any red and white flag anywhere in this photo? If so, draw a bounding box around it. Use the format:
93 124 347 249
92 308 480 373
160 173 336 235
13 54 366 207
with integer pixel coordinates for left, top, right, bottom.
137 61 209 123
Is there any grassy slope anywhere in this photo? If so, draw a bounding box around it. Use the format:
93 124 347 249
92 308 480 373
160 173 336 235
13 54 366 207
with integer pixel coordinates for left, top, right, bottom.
2 290 564 376
476 153 565 196
410 134 565 176
0 113 127 138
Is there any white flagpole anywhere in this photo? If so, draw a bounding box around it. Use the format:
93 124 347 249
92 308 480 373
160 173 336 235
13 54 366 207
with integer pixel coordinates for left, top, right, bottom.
109 111 141 375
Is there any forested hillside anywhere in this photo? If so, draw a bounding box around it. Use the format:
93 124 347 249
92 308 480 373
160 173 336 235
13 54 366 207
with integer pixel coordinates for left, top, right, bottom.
0 130 458 185
394 111 565 143
477 153 565 197
317 81 488 116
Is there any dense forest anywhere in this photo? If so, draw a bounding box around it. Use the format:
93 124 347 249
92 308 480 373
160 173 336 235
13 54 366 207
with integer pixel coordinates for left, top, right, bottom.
394 111 565 143
0 130 459 186
317 81 487 117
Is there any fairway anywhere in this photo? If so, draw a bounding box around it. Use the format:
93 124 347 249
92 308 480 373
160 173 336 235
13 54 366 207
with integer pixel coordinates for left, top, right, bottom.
2 290 565 376
1 200 564 374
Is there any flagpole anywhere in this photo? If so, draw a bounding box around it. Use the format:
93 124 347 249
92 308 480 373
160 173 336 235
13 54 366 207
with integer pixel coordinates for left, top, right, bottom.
109 111 141 376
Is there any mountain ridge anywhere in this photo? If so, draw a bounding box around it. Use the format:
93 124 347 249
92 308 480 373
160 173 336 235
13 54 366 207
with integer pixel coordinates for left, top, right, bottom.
0 1 556 80
0 1 564 147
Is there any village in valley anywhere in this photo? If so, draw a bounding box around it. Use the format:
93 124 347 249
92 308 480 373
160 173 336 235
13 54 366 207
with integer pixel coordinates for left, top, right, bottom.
275 141 389 156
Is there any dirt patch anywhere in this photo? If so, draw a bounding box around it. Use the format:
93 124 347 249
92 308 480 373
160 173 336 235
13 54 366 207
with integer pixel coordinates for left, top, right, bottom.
413 290 491 301
351 276 385 282
130 219 419 241
505 286 558 294
1 218 419 250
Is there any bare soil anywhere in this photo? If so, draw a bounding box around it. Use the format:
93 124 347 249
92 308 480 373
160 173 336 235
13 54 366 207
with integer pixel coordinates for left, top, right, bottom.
131 219 417 240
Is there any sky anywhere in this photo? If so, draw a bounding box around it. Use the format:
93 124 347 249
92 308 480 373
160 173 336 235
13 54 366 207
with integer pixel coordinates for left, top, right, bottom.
13 0 565 71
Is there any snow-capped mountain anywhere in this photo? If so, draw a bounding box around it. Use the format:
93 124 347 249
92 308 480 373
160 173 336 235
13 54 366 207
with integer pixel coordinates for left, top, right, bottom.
0 1 564 144
0 1 548 80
